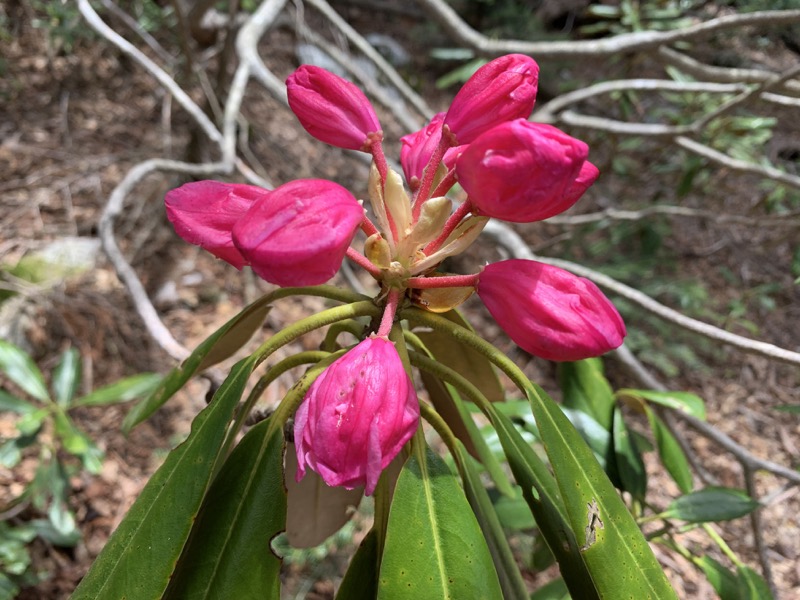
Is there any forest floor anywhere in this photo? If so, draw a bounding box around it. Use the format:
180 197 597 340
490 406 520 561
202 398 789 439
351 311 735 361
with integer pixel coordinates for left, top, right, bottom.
2 1 800 598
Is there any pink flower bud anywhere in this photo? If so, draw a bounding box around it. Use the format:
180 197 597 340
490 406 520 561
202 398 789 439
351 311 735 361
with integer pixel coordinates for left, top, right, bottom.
231 179 363 287
444 54 539 144
294 336 420 496
287 65 382 151
165 181 266 269
400 113 464 185
477 260 625 362
456 120 598 223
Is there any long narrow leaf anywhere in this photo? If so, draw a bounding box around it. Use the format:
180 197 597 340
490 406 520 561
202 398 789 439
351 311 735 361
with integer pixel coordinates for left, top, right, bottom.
164 418 286 598
72 356 256 600
526 383 678 599
378 445 502 599
0 340 49 402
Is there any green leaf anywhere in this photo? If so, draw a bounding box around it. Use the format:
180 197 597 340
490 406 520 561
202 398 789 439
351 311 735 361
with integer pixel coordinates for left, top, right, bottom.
71 356 255 600
195 300 271 372
737 565 773 600
284 442 362 548
774 404 800 414
415 311 504 403
525 384 678 599
663 488 759 523
455 443 529 600
0 390 36 415
122 296 272 432
0 440 22 469
490 489 537 531
694 555 739 600
480 410 598 598
73 373 162 407
618 389 706 420
558 359 615 431
530 577 570 600
612 406 647 503
164 417 285 599
52 348 81 407
646 409 693 493
378 445 503 599
0 340 49 402
336 529 379 600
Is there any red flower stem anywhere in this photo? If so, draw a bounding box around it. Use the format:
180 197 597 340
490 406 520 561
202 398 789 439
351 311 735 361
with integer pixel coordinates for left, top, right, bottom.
377 288 402 337
370 137 390 184
361 214 379 237
430 169 457 200
411 136 452 222
406 273 479 289
346 247 382 278
423 199 473 255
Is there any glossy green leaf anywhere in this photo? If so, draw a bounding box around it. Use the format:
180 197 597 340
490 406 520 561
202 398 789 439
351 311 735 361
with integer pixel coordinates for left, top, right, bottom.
490 489 536 531
558 359 615 431
530 577 570 600
52 348 81 407
336 529 379 600
0 390 36 414
646 409 693 493
561 407 613 474
663 488 759 523
455 443 528 600
415 310 504 403
526 384 678 599
164 417 285 599
0 439 22 469
284 442 363 548
122 296 272 432
618 389 706 420
73 373 162 407
0 340 49 402
378 446 502 599
737 565 773 600
195 301 271 372
72 356 255 600
612 406 647 503
485 410 599 599
694 555 739 600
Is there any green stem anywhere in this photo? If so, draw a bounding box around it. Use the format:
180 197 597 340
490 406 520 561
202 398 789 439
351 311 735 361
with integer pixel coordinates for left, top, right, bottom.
322 320 366 352
400 307 532 397
257 284 371 306
250 301 379 370
703 523 743 566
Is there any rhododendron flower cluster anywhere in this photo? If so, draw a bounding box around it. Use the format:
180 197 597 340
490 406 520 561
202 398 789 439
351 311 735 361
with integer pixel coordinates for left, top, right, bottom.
165 54 625 494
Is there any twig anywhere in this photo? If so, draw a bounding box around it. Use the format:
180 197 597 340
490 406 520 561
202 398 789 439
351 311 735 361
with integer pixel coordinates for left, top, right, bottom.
482 220 800 367
545 205 800 228
77 0 222 146
416 0 800 59
98 159 232 360
99 0 175 64
304 0 433 119
657 47 800 96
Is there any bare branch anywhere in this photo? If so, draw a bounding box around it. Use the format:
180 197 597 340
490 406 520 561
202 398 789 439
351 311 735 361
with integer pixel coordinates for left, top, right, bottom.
99 159 233 361
658 47 800 96
416 0 800 59
77 0 223 146
482 220 800 367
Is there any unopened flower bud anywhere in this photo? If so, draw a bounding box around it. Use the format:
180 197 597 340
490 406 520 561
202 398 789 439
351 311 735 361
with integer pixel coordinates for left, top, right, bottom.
444 54 539 145
287 65 382 151
477 260 625 362
165 181 266 269
232 179 363 287
365 233 392 269
294 336 420 496
456 120 598 223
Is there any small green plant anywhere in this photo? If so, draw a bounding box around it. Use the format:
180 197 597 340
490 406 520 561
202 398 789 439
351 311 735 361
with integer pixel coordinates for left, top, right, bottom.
0 340 160 595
